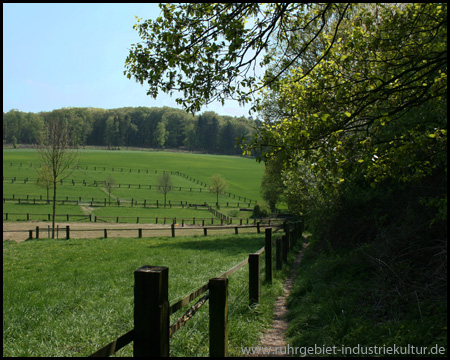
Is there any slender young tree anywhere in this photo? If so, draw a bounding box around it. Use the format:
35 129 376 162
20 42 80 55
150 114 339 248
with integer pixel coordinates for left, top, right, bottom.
210 175 227 207
158 172 173 207
37 112 79 238
35 164 53 204
104 174 116 205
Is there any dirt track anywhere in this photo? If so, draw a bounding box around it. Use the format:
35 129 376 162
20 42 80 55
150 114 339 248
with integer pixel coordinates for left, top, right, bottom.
247 242 309 357
3 221 260 242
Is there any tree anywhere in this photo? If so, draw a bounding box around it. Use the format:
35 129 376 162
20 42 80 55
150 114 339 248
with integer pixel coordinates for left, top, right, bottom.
104 175 116 205
124 3 351 114
36 164 53 204
124 3 445 176
163 108 191 148
195 113 219 151
210 175 227 207
158 172 173 207
37 112 79 238
249 3 446 193
260 157 285 212
105 115 120 149
154 120 169 149
246 3 447 305
219 121 237 154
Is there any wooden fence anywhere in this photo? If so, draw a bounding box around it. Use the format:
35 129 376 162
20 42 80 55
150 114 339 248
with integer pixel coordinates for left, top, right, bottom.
88 222 303 357
3 195 253 209
3 211 285 228
4 164 255 203
4 221 288 241
4 177 256 204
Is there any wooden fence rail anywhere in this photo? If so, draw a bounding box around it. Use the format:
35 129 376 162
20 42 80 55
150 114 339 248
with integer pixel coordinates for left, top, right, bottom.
87 222 304 357
3 212 286 228
3 213 91 222
3 222 289 241
5 164 256 203
3 196 253 209
4 176 256 204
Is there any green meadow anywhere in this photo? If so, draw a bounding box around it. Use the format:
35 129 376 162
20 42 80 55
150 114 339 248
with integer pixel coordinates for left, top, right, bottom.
3 149 265 222
3 148 298 356
3 233 297 357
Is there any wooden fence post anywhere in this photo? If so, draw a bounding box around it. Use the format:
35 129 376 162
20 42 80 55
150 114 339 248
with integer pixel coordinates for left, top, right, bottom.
209 277 228 358
276 237 283 270
66 226 70 240
249 253 261 305
104 229 107 239
265 228 272 284
283 235 288 263
36 226 39 240
138 229 142 238
134 266 169 357
171 223 175 238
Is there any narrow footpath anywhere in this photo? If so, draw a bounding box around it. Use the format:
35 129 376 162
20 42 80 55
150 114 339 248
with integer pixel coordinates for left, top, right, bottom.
247 242 309 357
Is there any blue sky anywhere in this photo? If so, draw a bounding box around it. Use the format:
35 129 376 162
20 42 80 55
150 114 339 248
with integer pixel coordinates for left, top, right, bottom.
3 3 252 117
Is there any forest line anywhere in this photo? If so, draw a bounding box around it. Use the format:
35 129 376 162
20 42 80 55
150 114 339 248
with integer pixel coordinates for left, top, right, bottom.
3 106 258 154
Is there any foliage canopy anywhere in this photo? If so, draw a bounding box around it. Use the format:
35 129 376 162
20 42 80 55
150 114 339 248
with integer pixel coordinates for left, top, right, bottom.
124 3 352 113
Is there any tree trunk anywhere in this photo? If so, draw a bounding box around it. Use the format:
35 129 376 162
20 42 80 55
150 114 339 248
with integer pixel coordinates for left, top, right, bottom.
52 181 57 239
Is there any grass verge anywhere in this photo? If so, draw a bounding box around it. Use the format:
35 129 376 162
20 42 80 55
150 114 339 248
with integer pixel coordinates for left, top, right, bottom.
286 243 447 357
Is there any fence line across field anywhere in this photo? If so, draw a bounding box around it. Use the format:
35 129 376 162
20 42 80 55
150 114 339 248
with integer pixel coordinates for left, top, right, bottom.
3 175 257 204
3 212 286 227
4 222 287 241
3 195 255 209
4 164 255 202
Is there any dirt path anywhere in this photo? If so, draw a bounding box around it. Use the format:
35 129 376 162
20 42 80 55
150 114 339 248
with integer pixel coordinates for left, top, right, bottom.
247 242 309 357
2 221 259 242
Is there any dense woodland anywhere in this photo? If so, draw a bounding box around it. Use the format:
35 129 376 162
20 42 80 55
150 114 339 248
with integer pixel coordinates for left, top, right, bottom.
2 106 258 154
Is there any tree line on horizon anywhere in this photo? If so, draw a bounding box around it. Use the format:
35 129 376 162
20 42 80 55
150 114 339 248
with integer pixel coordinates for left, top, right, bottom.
2 106 258 154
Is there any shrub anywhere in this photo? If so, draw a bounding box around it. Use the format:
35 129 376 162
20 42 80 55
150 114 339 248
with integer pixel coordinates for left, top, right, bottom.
252 202 270 218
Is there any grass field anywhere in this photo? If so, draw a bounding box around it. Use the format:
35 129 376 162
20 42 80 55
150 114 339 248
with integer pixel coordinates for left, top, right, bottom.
3 233 296 357
3 148 297 356
3 149 266 223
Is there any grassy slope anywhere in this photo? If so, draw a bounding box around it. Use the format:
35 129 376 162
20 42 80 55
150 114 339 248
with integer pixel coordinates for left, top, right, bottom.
3 149 264 201
3 234 295 357
286 244 447 357
3 149 265 221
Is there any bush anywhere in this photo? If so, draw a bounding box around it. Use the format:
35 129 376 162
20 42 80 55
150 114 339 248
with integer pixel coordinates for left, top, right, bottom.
305 170 447 314
252 202 270 218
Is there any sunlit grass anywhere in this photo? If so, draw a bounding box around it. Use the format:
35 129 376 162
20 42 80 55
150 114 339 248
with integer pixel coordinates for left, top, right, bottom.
3 233 296 357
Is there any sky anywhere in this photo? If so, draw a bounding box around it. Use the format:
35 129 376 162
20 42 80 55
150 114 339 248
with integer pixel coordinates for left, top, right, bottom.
3 3 253 117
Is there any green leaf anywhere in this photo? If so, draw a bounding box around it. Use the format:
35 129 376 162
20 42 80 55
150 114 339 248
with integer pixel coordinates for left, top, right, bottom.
321 113 330 121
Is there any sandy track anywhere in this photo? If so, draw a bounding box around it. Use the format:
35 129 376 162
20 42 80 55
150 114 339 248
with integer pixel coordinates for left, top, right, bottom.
246 242 309 357
3 221 259 242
